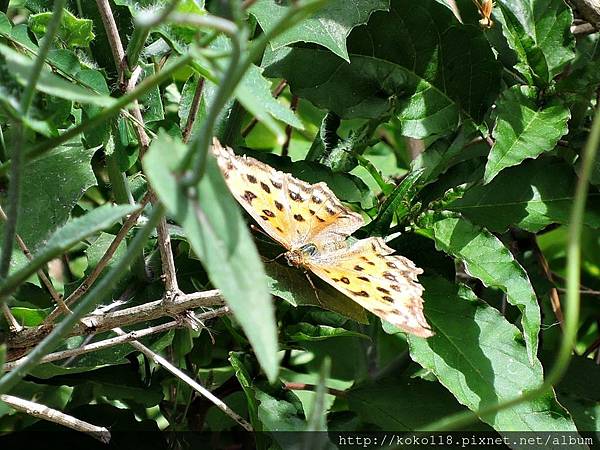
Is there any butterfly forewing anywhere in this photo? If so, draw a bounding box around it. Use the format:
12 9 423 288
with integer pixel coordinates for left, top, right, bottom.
306 237 433 337
212 139 294 249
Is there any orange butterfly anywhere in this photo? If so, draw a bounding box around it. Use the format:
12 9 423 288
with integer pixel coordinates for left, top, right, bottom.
212 139 433 337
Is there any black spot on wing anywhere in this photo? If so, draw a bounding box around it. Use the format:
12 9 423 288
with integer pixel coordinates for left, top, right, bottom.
262 209 275 218
243 191 257 203
260 182 271 193
247 174 257 184
351 290 370 297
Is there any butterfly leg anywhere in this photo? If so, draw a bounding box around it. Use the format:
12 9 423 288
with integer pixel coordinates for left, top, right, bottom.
303 270 322 305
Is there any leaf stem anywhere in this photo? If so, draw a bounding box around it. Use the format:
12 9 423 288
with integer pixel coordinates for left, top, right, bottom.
0 204 165 395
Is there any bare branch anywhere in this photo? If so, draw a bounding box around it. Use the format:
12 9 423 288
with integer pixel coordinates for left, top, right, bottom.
1 394 111 443
4 307 230 370
8 290 224 351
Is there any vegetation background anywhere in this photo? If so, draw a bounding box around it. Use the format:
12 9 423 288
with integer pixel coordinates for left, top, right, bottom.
0 0 599 448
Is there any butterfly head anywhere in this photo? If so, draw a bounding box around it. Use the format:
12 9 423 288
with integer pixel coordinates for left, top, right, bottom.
284 243 318 268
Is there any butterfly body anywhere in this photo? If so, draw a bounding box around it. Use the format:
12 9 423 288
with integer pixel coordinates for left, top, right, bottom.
212 139 433 338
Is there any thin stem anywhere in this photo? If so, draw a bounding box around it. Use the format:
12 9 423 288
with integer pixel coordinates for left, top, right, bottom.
96 0 126 78
182 77 206 144
414 103 600 433
0 204 165 395
181 0 326 185
177 18 243 182
0 53 193 177
241 79 287 137
281 95 299 157
0 205 66 313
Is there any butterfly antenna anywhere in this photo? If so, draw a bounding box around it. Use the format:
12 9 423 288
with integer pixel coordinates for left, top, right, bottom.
262 252 286 264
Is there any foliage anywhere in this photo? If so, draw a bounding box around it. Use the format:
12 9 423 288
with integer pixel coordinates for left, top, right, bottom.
0 0 598 447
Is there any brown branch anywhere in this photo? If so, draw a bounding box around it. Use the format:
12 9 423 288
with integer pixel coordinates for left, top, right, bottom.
182 77 206 144
95 0 126 84
569 0 600 29
531 236 564 328
241 80 287 137
281 95 299 157
1 303 21 332
8 290 224 352
5 306 229 369
1 394 111 443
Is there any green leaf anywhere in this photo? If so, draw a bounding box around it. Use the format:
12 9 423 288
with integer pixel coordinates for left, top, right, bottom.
264 0 501 138
555 356 600 432
0 142 98 273
144 133 279 382
484 86 570 183
407 277 581 435
29 9 95 48
368 168 424 235
429 216 540 362
348 377 491 430
495 0 575 85
0 44 114 106
448 158 600 232
250 0 389 62
229 353 262 432
305 357 330 435
256 387 306 431
286 323 369 342
0 204 139 297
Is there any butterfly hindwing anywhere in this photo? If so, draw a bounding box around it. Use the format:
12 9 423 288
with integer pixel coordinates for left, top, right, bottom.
306 237 433 337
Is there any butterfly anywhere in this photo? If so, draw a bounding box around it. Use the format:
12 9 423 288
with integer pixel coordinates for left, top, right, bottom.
212 139 433 337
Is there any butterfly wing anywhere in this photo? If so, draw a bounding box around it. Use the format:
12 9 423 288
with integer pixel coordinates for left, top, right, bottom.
213 139 295 249
306 237 433 337
212 139 364 249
